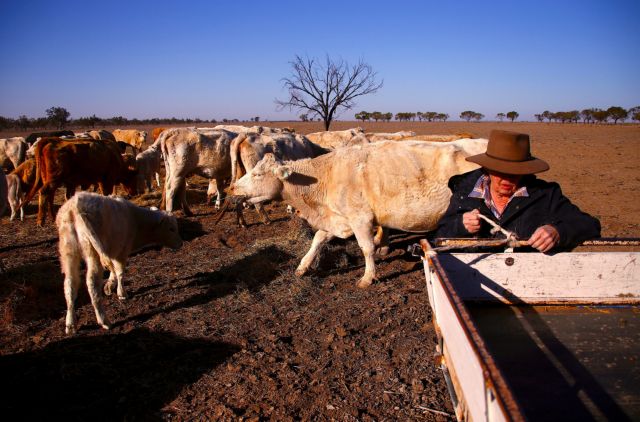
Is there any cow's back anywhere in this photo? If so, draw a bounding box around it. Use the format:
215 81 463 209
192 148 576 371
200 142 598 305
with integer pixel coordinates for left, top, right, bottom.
320 140 484 231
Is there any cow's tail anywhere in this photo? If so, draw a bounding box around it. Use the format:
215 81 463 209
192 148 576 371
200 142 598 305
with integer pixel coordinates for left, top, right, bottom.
20 138 50 209
73 208 115 274
158 129 173 209
230 132 247 184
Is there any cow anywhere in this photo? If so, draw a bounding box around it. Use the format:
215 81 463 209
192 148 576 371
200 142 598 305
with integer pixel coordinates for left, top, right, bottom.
160 127 235 215
365 131 416 141
24 130 74 146
0 137 28 171
231 138 488 288
305 128 367 150
21 137 138 226
6 159 37 221
56 192 182 334
229 131 329 225
151 127 167 141
112 129 148 154
135 142 162 193
213 125 293 135
76 130 117 142
0 170 7 218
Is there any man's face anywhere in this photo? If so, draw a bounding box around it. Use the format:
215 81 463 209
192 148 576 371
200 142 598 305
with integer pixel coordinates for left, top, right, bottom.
488 170 522 197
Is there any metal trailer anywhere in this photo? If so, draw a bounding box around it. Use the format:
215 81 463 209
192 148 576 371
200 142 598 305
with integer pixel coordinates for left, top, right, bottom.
418 239 640 421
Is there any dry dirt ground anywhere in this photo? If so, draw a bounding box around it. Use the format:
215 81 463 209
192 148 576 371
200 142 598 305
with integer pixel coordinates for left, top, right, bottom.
0 122 638 421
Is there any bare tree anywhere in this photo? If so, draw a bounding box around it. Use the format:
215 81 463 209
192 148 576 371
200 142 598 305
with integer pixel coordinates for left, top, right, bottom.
276 55 383 130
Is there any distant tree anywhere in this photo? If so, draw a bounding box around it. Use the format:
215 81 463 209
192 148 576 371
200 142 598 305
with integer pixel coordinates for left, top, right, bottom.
254 116 260 122
46 106 70 129
435 113 449 122
534 114 543 122
496 113 505 122
383 112 393 122
0 116 14 130
592 109 609 124
473 112 484 121
422 111 436 122
355 111 371 122
460 110 477 122
580 109 595 124
506 111 519 122
541 110 552 122
630 106 640 122
17 115 31 130
370 111 383 122
299 113 309 122
276 55 383 130
606 106 628 124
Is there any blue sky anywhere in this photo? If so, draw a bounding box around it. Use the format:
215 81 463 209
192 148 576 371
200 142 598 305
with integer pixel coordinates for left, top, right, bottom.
1 0 638 121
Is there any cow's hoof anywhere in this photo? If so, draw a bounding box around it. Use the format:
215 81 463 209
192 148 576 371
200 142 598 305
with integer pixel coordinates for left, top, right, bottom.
118 293 128 300
356 278 374 289
65 325 76 335
376 246 390 257
100 323 111 331
103 282 114 296
295 268 307 277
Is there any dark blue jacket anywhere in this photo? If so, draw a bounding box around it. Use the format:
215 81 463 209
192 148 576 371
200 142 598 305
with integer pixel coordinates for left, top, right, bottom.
435 169 601 251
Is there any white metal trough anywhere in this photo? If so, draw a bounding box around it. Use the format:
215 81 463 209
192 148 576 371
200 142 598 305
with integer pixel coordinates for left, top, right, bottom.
419 239 640 421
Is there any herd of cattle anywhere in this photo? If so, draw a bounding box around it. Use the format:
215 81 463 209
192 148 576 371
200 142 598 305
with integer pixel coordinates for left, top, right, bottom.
0 125 486 334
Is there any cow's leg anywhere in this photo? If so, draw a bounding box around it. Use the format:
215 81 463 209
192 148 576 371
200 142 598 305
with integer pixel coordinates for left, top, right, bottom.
164 175 179 213
113 260 128 300
103 271 116 297
61 247 82 335
373 226 390 256
85 253 111 331
295 230 334 277
214 179 225 210
234 201 247 228
255 203 271 225
352 223 377 288
177 177 193 216
154 172 161 188
37 187 53 226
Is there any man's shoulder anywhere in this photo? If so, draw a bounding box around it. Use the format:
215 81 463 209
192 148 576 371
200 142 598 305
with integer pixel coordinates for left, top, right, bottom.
448 168 483 192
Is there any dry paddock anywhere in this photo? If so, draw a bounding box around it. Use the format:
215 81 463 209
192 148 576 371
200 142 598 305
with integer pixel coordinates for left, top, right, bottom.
0 122 638 420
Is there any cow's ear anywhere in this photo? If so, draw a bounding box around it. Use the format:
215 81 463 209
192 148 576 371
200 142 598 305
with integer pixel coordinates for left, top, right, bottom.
273 165 292 180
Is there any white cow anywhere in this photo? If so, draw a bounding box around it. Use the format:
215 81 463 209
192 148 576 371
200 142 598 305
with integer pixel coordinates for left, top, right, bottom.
232 138 488 287
0 137 27 171
305 128 367 150
229 131 329 225
0 170 7 218
160 127 235 215
365 131 416 141
56 192 183 334
135 140 162 193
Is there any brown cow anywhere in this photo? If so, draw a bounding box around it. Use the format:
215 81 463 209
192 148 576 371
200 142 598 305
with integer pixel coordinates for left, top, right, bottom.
6 159 37 221
21 137 137 226
151 127 167 141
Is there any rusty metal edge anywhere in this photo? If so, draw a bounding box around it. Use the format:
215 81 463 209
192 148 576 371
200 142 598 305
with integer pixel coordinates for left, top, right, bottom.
421 239 526 422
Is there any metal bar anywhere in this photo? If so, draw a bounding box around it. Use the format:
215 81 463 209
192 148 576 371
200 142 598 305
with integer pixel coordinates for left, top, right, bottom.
434 237 640 248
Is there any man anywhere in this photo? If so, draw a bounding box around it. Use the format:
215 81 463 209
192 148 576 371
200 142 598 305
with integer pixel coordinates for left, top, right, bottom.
435 130 600 252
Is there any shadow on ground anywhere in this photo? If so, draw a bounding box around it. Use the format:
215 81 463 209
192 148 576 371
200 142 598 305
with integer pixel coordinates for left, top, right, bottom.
0 328 239 420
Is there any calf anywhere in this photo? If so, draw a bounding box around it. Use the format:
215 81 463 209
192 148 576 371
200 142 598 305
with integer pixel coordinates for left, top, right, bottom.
56 192 183 334
0 137 27 171
6 159 37 221
135 143 162 193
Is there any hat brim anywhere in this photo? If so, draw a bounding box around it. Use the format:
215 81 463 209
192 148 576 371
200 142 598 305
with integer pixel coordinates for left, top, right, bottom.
466 153 549 175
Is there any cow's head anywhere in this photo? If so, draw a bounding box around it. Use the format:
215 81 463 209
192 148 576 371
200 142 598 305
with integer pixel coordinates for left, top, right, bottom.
155 212 183 250
232 153 289 204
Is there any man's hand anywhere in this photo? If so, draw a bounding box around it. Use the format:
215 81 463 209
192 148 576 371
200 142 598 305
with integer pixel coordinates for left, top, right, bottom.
528 225 560 253
462 209 482 234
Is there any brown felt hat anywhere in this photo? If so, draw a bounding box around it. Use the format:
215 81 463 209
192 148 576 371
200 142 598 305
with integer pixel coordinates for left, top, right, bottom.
466 130 549 174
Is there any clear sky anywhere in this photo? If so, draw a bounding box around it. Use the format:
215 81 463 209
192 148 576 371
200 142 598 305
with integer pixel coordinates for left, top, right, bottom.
1 0 638 122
